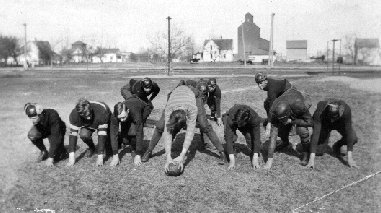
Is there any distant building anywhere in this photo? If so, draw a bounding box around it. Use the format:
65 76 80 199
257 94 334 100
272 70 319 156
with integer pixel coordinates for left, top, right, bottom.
17 41 52 66
202 39 233 62
237 13 269 60
71 41 87 63
91 48 129 63
354 38 380 65
286 40 308 62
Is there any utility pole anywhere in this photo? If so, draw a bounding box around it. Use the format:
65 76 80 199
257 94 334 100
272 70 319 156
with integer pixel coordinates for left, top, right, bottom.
326 41 329 72
167 16 171 76
241 21 246 67
269 13 275 67
23 23 28 70
332 39 338 74
339 39 342 73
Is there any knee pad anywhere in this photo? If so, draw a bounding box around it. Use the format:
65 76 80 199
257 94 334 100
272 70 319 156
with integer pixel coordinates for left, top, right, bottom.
28 126 42 141
79 128 93 141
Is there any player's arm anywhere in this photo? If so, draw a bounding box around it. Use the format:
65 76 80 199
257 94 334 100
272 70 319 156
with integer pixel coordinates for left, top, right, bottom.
264 123 278 170
180 108 197 159
225 118 236 170
343 107 357 167
67 111 80 166
250 121 261 169
46 112 62 166
109 113 120 156
215 86 222 118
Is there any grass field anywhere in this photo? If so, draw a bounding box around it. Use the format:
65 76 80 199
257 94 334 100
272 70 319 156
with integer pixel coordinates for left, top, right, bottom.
0 68 380 212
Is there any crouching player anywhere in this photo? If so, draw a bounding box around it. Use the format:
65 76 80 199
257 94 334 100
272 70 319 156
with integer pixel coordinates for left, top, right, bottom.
264 88 312 170
304 99 359 169
223 104 261 170
206 78 223 126
142 85 226 166
121 77 160 121
24 103 68 167
255 72 292 134
109 97 150 167
67 98 111 166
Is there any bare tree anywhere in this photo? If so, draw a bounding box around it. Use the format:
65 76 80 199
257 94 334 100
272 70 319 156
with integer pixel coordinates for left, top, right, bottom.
147 25 195 61
60 47 73 64
0 35 20 66
343 33 357 64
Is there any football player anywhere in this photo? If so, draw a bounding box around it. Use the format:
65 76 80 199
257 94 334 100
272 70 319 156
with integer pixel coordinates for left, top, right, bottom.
223 104 262 170
67 98 111 166
121 77 160 120
304 99 359 169
142 84 226 168
109 96 150 167
263 88 312 170
206 78 223 126
24 103 67 167
255 72 292 135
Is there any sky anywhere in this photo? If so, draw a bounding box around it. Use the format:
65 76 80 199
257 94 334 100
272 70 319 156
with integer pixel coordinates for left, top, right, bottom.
1 0 380 56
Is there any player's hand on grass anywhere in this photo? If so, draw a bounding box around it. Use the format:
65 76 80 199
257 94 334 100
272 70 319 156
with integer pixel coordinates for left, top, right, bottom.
216 117 223 126
96 154 104 166
45 158 54 167
305 161 315 169
110 154 120 167
263 158 273 170
348 159 359 169
251 153 260 169
173 155 184 172
134 155 142 166
66 152 75 166
165 158 174 172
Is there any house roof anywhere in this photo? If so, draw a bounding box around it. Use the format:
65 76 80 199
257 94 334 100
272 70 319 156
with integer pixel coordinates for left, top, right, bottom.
100 48 120 54
355 38 380 48
286 40 307 49
203 39 233 50
72 41 86 46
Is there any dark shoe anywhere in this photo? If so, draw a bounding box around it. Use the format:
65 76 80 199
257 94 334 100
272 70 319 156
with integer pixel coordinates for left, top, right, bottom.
141 150 152 162
36 150 48 162
85 147 96 158
55 149 69 162
218 152 227 165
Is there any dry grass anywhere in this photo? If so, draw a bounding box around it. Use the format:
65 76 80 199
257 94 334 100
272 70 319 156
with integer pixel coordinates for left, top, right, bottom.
0 69 380 212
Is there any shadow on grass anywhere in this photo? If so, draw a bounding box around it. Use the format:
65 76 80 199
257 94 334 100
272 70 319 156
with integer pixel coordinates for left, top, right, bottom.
261 139 301 162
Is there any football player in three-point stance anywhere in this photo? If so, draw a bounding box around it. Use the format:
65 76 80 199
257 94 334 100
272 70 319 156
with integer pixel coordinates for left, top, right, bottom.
67 98 111 167
24 103 68 167
109 96 150 167
263 87 312 170
223 104 262 170
304 99 359 169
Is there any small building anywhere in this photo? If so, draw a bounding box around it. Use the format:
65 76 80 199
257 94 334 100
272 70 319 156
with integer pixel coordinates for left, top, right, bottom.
92 48 126 63
354 38 380 65
18 41 52 66
202 39 234 62
71 41 88 63
286 40 308 62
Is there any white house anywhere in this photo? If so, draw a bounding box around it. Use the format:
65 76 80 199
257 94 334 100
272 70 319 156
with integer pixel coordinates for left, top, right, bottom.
17 41 43 67
202 39 234 62
92 49 130 63
71 41 87 63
